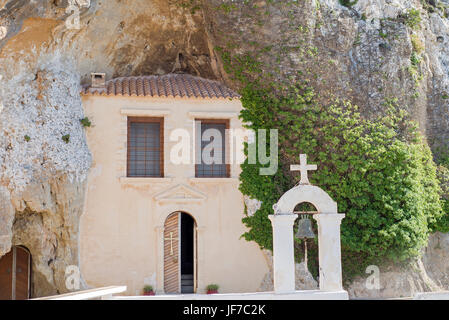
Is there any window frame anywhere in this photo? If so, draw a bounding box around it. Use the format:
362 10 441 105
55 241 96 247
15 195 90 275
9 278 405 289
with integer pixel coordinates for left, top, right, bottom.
195 118 230 178
127 116 164 178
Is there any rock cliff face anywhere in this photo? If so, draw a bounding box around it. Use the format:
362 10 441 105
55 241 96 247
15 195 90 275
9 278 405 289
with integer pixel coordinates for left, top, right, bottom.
0 0 448 298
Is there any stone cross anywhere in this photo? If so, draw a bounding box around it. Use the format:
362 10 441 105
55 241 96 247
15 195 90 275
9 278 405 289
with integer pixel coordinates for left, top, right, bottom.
164 232 178 255
290 154 317 185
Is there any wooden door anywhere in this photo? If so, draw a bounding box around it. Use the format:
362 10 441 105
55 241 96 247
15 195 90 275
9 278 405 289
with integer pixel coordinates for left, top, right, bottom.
164 212 180 293
0 246 31 300
15 247 30 300
0 250 13 300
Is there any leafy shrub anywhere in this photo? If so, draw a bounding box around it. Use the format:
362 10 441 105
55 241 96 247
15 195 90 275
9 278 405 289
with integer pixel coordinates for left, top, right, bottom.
206 284 219 291
403 9 422 30
239 84 443 279
411 34 425 54
143 285 153 292
432 165 449 232
62 134 70 144
339 0 358 8
410 51 422 67
80 117 92 128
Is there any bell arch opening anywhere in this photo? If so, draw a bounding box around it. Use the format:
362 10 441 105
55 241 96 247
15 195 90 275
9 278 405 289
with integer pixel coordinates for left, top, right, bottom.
293 202 318 214
293 203 319 281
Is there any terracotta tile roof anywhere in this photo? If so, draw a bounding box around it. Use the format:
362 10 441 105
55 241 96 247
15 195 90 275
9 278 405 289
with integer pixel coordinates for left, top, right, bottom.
81 73 240 100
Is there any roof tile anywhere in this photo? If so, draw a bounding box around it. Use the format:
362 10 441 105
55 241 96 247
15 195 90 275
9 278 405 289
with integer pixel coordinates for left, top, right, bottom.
82 74 240 100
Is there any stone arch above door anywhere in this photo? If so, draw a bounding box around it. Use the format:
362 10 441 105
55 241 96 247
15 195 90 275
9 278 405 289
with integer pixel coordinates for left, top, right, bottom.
157 208 204 230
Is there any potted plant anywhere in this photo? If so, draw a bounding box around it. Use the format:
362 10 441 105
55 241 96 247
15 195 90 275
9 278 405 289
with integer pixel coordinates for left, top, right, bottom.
143 285 155 296
206 284 219 294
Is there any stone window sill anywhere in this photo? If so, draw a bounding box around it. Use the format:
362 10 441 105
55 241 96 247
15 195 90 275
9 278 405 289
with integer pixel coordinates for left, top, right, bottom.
119 177 173 184
188 177 240 184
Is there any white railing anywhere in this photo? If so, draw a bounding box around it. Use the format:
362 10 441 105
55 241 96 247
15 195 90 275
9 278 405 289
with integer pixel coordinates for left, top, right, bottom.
32 286 127 300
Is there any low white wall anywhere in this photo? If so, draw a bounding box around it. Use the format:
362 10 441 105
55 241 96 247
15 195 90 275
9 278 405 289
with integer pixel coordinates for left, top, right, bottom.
414 292 449 300
108 290 349 300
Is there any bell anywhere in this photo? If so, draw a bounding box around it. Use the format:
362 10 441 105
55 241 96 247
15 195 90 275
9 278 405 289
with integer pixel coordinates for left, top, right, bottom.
295 215 315 239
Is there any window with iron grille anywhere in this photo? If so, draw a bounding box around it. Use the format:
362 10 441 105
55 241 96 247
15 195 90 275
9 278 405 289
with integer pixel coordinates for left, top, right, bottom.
195 119 230 178
127 117 164 177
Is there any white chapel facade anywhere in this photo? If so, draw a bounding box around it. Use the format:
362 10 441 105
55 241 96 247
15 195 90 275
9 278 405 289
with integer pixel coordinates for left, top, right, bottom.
79 73 269 295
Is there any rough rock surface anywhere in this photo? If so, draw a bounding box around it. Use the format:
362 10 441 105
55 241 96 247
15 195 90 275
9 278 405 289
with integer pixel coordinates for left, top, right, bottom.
243 195 262 217
346 233 449 299
0 0 448 297
347 254 440 299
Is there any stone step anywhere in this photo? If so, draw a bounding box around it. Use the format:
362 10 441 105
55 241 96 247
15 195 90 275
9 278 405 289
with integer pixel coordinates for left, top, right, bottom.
181 285 194 293
181 279 194 285
181 274 193 280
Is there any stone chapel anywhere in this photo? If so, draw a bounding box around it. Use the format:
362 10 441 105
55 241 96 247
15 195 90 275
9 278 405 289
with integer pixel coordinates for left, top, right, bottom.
78 73 269 295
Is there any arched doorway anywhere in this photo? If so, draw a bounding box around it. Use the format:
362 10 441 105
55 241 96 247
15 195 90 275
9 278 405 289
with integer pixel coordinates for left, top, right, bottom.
163 212 197 294
0 246 31 300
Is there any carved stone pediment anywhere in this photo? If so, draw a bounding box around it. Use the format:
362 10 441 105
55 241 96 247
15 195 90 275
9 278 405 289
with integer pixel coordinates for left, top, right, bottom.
153 184 207 204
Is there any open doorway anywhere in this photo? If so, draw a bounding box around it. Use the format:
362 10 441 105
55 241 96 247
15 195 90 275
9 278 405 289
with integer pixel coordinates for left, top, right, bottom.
180 213 194 293
163 212 197 294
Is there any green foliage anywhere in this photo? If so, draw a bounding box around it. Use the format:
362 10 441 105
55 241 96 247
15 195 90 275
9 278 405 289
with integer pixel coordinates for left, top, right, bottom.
176 0 201 14
431 147 449 232
379 30 388 39
24 135 30 142
410 51 422 67
62 134 70 144
239 83 444 279
80 117 92 128
403 9 422 30
411 34 425 54
213 5 444 280
143 285 153 292
339 0 358 8
216 3 237 14
206 284 219 291
432 165 449 232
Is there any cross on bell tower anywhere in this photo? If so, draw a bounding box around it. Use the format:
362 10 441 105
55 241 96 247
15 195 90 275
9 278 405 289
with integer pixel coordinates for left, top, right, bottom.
290 154 317 185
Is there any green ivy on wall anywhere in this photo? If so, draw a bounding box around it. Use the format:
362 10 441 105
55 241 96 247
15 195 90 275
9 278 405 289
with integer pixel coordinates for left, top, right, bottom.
238 82 444 279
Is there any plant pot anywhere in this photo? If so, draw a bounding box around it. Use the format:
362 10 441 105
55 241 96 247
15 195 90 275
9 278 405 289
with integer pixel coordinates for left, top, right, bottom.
143 291 155 296
207 290 218 294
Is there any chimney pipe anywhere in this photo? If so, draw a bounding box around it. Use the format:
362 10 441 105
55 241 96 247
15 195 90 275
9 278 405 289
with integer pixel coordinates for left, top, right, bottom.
91 73 106 88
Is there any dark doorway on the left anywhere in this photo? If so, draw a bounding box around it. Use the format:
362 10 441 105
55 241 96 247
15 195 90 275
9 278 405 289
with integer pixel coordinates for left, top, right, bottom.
0 246 31 300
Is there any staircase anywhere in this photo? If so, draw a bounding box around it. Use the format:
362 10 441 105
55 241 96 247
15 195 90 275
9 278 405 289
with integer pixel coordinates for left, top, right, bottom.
181 274 194 293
